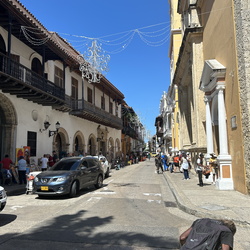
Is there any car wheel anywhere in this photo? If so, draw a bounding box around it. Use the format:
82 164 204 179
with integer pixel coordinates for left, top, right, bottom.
105 167 110 178
95 175 103 189
69 181 78 198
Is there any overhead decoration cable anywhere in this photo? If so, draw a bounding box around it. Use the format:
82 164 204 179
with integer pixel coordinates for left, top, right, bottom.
21 21 170 83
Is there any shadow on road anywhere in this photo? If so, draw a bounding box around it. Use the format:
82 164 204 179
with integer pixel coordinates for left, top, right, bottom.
0 210 180 249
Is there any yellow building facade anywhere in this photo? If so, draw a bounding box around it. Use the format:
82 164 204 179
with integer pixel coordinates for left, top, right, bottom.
168 0 182 153
171 0 250 194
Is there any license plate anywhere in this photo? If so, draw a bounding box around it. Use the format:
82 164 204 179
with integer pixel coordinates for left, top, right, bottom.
41 186 49 191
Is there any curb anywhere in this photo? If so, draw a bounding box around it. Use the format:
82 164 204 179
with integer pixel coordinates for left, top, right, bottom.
5 186 26 196
162 172 250 228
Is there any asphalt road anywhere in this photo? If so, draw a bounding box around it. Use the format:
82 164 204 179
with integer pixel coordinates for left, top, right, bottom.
0 160 198 249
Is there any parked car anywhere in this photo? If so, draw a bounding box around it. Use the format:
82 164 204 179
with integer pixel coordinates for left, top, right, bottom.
150 152 158 157
33 156 104 198
0 186 7 211
93 155 110 178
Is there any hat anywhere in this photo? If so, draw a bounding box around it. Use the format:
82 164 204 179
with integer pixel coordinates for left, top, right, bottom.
210 153 217 158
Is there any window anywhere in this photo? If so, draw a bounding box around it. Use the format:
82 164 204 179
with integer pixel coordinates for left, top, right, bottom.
87 87 93 103
101 96 105 110
109 102 113 114
31 58 43 76
54 66 63 88
71 77 78 100
27 131 37 157
115 103 118 116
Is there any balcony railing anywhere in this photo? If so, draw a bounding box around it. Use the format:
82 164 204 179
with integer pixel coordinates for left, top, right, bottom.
70 99 123 129
0 52 65 100
122 126 138 139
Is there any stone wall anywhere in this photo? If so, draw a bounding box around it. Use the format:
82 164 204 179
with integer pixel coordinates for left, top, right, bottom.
234 0 250 193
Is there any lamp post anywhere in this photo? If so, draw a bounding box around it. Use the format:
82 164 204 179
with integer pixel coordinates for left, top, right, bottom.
49 121 60 137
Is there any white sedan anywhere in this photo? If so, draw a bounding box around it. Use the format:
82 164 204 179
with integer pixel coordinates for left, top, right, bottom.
93 155 110 178
0 186 7 212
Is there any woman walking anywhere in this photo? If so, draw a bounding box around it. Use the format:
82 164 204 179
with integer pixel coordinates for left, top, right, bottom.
180 153 190 180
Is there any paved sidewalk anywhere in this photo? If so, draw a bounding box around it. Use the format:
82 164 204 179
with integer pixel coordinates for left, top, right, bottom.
162 168 250 228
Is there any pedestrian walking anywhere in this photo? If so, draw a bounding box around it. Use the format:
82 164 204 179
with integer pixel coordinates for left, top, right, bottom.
40 154 48 171
0 154 14 185
147 153 151 161
173 153 180 172
180 153 190 180
161 154 168 171
168 153 174 173
209 153 219 185
196 153 204 187
17 156 27 185
52 150 58 164
155 152 163 174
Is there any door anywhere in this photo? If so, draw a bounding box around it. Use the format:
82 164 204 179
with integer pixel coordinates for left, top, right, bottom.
79 160 91 188
87 159 101 184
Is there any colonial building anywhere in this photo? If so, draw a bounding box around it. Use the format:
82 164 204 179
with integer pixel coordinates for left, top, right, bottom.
168 0 182 154
155 91 172 154
171 0 250 194
0 0 125 165
121 102 145 160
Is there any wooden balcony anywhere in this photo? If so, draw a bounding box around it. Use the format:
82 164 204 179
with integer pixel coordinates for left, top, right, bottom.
70 99 123 129
0 53 71 111
122 126 138 139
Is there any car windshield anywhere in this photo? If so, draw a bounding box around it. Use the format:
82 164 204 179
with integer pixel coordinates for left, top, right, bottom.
51 158 81 171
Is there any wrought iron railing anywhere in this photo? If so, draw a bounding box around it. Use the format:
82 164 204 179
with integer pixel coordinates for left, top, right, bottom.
0 52 65 100
71 99 123 128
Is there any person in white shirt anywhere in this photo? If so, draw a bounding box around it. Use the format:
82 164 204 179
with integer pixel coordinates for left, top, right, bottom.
40 154 48 171
17 156 27 184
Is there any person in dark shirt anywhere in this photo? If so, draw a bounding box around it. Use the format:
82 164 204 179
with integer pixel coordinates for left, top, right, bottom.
180 218 236 250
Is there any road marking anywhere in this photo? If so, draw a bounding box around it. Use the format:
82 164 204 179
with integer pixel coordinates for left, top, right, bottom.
143 193 162 197
105 179 114 184
87 197 102 202
93 191 115 195
10 205 24 210
147 200 162 204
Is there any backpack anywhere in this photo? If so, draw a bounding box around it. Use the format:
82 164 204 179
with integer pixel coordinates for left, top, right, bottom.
180 218 231 250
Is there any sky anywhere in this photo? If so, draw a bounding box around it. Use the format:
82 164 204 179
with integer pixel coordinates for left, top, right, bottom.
19 0 171 138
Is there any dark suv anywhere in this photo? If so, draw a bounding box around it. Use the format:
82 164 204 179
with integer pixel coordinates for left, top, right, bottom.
33 156 104 198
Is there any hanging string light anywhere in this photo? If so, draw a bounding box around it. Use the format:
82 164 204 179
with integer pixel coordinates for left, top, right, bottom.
20 21 171 83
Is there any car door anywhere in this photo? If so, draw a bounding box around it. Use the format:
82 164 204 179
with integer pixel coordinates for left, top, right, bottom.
87 159 101 184
79 159 91 188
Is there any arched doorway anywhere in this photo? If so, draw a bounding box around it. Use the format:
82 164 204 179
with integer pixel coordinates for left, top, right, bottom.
115 138 121 158
73 131 85 155
0 93 17 160
88 134 96 156
31 57 43 76
53 128 70 159
108 137 114 162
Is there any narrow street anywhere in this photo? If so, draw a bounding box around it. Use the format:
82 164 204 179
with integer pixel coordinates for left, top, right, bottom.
0 160 197 249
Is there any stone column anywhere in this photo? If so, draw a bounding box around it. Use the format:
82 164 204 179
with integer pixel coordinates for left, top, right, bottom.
204 96 214 159
216 84 233 190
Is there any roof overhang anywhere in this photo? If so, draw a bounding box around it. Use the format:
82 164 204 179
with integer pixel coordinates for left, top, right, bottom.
199 59 226 92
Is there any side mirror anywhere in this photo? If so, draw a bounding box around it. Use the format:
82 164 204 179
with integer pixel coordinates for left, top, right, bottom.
81 166 87 170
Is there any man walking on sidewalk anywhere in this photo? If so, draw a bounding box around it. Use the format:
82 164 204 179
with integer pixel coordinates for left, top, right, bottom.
196 153 204 187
